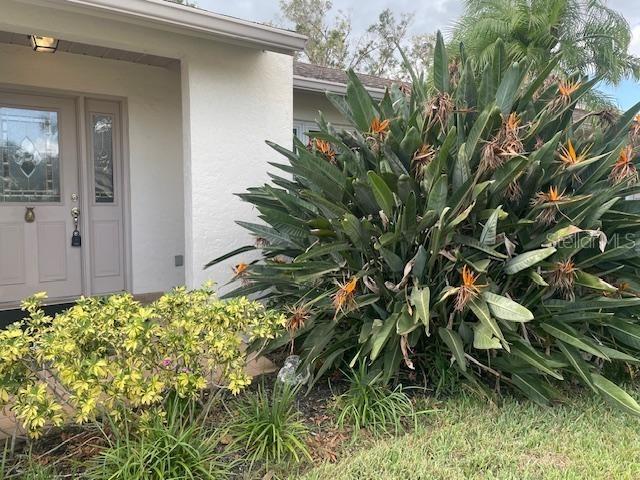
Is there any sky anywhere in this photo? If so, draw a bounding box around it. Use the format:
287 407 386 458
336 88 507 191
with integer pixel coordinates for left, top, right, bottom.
198 0 640 109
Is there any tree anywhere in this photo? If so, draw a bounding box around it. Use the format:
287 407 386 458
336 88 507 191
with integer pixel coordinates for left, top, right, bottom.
278 0 435 80
278 0 351 69
349 9 413 77
453 0 640 85
168 0 197 7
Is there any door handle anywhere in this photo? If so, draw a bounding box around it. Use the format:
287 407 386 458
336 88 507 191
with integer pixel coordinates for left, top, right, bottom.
71 207 80 223
25 207 35 223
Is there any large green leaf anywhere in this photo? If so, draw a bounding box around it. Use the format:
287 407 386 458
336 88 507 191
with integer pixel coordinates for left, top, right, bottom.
511 342 563 380
379 247 404 272
204 245 256 268
438 328 466 372
575 271 617 293
400 126 422 159
309 347 347 389
410 287 430 331
433 30 449 93
455 235 508 259
345 69 378 131
473 322 502 350
603 100 640 152
519 56 560 105
540 323 608 360
465 106 499 161
460 62 478 110
341 214 366 249
236 221 297 247
382 339 403 384
605 319 640 350
504 247 556 274
422 127 456 192
296 149 347 202
326 92 357 128
468 297 506 348
480 206 502 246
495 62 524 115
557 342 596 392
370 315 397 361
598 346 640 364
428 174 448 213
368 171 395 218
592 374 640 416
452 145 471 191
396 308 419 335
295 242 351 262
478 38 506 107
512 373 553 406
482 292 533 322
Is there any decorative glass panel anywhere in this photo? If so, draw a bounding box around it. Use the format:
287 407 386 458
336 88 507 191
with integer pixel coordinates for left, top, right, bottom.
92 114 114 203
0 107 60 202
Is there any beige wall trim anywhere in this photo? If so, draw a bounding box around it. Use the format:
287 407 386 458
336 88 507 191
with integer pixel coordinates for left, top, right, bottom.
17 0 307 55
293 75 386 100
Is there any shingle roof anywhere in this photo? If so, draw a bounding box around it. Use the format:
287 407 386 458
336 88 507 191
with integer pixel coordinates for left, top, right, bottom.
294 61 404 91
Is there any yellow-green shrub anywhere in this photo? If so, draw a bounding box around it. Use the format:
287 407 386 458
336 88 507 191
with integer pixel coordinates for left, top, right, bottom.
0 285 285 437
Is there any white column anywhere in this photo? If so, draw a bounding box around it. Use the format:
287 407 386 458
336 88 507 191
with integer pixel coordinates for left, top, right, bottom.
181 45 293 290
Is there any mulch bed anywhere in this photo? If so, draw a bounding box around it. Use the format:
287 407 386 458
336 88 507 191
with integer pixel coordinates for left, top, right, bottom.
2 362 415 479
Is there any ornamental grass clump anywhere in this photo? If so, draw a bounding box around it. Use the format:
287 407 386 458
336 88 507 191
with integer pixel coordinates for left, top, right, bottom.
87 397 231 480
209 33 640 413
228 383 310 468
0 285 285 437
335 365 419 437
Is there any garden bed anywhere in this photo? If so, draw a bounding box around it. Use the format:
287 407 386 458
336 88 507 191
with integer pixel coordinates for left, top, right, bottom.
5 377 640 479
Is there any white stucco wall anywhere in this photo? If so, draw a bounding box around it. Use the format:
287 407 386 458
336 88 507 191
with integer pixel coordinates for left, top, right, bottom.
1 0 294 294
181 45 293 289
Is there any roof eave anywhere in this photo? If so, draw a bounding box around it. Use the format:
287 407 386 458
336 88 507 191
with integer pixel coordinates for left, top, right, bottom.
19 0 307 54
293 75 386 100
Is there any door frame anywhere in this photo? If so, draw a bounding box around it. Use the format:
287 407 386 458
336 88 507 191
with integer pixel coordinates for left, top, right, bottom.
0 83 132 308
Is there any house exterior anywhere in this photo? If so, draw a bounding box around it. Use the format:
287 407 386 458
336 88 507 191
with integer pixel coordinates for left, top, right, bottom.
0 0 310 308
292 62 394 143
0 0 399 309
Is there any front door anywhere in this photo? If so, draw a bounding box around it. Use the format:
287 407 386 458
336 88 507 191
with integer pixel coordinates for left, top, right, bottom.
0 93 82 305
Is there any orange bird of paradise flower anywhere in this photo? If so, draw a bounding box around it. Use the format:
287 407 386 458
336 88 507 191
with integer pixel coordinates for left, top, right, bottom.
369 117 390 136
558 139 591 167
558 79 581 99
532 186 568 225
332 277 358 317
313 138 336 164
454 266 485 311
610 145 638 185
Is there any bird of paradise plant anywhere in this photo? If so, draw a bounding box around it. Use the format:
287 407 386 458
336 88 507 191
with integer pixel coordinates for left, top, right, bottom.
209 32 640 415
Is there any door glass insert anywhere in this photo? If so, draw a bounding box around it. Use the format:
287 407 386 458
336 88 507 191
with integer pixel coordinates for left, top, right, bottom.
0 107 60 202
92 113 114 203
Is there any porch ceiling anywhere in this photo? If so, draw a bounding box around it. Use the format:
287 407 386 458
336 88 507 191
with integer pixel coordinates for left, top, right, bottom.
0 30 180 70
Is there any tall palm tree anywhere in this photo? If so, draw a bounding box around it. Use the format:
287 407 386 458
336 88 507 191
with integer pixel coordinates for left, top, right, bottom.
453 0 640 86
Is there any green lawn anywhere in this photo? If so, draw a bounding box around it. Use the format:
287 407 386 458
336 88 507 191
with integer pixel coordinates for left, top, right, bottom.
298 394 640 480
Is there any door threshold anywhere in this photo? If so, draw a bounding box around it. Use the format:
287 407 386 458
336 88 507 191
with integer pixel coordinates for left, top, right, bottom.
0 291 166 328
0 303 75 329
0 295 83 312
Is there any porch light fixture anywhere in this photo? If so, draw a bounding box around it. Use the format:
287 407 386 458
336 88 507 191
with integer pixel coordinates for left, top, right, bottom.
29 35 59 53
